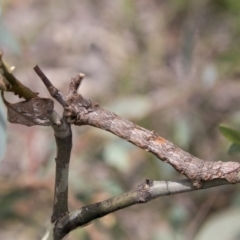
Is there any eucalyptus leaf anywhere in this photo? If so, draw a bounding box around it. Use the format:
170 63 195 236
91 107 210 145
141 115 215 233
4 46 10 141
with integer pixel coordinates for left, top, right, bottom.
219 125 240 145
227 143 240 155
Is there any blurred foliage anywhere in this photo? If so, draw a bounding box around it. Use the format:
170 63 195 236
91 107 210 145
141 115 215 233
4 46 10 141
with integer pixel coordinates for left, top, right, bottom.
1 0 240 239
219 125 240 144
195 208 240 240
0 25 21 54
219 125 240 155
0 99 6 161
0 188 31 222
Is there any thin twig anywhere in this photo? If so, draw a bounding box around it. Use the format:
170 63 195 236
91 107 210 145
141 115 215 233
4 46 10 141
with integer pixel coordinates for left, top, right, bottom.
68 73 85 95
34 65 66 107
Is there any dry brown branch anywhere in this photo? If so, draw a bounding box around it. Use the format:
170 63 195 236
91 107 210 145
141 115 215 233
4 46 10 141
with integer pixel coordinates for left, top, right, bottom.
64 75 240 188
34 65 67 107
3 64 240 239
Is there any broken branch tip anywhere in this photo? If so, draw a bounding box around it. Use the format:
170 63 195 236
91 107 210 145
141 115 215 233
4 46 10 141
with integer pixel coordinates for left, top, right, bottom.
79 73 85 78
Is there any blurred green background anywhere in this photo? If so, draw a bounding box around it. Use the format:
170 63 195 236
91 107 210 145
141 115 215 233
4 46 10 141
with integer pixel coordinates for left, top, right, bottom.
1 0 240 239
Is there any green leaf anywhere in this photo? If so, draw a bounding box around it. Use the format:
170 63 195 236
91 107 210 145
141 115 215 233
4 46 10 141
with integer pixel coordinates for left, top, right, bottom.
219 125 240 145
227 143 240 155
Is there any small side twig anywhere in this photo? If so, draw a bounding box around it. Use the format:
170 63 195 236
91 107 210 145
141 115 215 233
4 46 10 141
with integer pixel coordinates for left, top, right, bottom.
68 73 85 95
34 65 66 107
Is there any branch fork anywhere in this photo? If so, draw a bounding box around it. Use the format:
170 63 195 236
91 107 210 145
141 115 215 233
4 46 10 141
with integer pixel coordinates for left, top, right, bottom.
1 56 240 239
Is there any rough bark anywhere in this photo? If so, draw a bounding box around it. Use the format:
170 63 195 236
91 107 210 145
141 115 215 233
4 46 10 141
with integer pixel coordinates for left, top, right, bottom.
64 76 240 188
51 122 72 222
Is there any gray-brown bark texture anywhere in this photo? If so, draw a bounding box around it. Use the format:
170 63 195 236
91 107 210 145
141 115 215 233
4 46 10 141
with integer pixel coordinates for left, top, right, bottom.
51 120 72 223
64 76 240 188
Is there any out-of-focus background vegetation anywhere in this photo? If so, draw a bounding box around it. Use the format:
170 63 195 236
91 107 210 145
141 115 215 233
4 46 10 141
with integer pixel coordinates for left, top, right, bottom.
1 0 240 239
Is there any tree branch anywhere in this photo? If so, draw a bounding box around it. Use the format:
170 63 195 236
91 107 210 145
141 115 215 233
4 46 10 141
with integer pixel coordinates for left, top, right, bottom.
34 65 66 107
50 117 72 224
64 75 240 188
29 68 240 239
46 178 236 239
31 66 73 239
